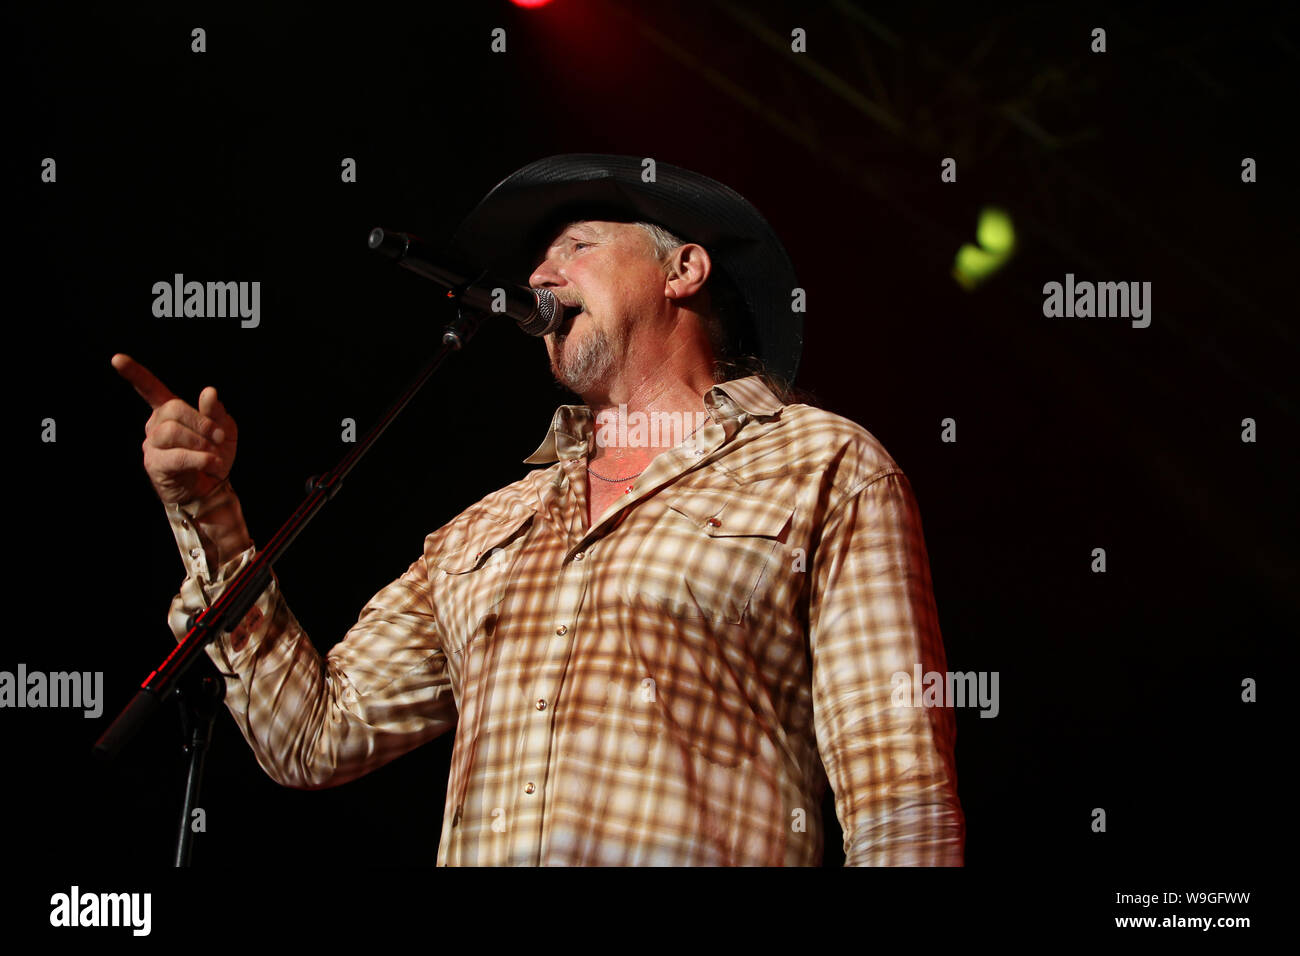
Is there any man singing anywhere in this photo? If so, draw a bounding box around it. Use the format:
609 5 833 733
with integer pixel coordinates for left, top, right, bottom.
113 154 964 865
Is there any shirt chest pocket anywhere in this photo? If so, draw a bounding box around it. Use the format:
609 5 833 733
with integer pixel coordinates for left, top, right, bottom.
432 509 535 656
622 493 795 625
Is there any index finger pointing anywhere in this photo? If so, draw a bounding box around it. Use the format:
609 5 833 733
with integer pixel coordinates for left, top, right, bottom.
111 353 178 410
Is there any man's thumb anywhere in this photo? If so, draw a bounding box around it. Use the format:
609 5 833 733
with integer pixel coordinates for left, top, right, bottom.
198 386 221 417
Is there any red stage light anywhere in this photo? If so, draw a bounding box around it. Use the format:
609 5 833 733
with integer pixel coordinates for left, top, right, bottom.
511 0 554 8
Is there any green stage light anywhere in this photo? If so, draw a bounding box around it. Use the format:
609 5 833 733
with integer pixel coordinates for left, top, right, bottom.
953 207 1016 290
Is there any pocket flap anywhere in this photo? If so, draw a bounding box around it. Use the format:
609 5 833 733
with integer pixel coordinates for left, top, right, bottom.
433 508 535 573
667 495 794 539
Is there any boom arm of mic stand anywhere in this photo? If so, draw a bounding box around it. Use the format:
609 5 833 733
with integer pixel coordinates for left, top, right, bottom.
94 307 488 760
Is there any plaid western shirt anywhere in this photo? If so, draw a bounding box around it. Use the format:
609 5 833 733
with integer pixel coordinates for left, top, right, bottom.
165 376 964 865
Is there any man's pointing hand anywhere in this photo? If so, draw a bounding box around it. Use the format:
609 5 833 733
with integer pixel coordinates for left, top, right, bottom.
112 353 239 506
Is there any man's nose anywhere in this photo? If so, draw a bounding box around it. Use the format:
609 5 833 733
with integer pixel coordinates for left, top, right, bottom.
529 257 564 289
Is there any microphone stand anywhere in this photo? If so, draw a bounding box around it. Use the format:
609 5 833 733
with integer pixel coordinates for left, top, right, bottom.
94 302 489 864
173 672 223 867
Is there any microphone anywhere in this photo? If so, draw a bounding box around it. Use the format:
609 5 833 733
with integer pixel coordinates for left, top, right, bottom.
367 227 564 336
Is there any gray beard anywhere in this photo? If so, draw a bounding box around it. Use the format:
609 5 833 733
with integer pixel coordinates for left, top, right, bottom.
551 325 615 395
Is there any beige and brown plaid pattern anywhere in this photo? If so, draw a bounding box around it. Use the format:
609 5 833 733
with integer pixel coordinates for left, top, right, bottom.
165 376 964 865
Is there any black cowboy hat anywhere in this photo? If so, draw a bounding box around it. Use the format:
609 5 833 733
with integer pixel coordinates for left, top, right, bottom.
453 153 803 383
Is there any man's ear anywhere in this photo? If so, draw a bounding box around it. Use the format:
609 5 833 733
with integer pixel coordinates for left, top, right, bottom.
664 243 712 300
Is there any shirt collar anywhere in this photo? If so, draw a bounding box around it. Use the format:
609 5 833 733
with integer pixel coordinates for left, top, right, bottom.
523 375 784 464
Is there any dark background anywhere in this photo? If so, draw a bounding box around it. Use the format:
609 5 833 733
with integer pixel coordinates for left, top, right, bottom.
4 0 1293 917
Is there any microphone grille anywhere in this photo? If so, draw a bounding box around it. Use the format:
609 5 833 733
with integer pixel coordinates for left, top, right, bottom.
518 288 563 336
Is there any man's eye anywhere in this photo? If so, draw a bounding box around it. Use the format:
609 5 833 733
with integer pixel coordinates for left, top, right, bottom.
572 240 590 250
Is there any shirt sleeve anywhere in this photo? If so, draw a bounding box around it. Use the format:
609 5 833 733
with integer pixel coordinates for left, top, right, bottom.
808 470 965 866
163 482 458 790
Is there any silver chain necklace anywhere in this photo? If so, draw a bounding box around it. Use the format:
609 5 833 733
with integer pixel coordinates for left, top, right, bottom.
586 420 708 485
